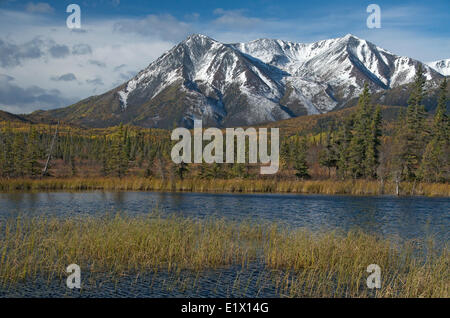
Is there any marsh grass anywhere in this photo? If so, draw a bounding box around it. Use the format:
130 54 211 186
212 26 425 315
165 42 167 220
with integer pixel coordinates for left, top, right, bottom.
0 213 448 297
1 177 449 196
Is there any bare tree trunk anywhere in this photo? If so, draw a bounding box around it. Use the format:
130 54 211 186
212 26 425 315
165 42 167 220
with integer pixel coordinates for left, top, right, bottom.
42 121 59 177
379 176 385 195
395 175 400 196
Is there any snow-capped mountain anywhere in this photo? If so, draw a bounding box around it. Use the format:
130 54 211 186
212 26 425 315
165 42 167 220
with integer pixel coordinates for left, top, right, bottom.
117 34 291 127
32 34 443 128
232 34 440 112
427 59 450 76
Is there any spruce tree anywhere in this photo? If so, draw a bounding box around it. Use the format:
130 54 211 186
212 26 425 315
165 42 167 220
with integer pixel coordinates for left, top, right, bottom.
293 136 310 179
401 65 428 180
364 106 382 179
24 126 41 177
319 126 338 178
70 153 77 176
280 139 292 172
336 116 354 179
108 124 129 178
1 123 14 178
348 82 371 178
173 162 189 180
203 163 223 179
419 78 448 182
231 163 247 178
100 136 109 176
12 133 26 177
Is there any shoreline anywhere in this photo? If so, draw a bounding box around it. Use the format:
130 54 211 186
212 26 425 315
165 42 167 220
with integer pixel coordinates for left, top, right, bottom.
0 177 448 197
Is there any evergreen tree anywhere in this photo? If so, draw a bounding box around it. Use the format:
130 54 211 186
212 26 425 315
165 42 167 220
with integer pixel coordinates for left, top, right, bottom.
293 136 309 179
398 65 428 180
230 163 247 178
364 106 382 178
348 83 371 178
319 126 338 177
198 162 208 179
70 153 77 176
279 139 293 172
419 78 448 182
24 126 41 177
1 123 14 178
12 133 26 177
202 163 224 179
335 116 354 179
108 124 129 178
144 146 156 178
173 162 189 180
100 136 109 176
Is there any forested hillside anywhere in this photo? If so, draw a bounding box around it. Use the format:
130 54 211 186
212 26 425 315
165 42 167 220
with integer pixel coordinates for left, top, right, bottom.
0 67 448 187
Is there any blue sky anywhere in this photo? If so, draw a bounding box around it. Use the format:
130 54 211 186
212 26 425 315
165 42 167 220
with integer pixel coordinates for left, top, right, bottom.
0 0 449 113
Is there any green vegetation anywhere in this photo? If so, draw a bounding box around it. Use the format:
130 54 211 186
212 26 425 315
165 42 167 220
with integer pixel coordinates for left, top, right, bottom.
0 213 448 297
0 75 448 195
419 78 449 182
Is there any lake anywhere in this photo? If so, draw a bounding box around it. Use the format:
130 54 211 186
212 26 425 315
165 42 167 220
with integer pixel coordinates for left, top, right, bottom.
0 191 448 297
1 191 448 242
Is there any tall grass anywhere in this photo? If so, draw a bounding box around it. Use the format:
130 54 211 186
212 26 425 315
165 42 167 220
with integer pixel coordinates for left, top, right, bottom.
0 213 262 285
0 177 448 196
265 229 449 297
0 213 448 297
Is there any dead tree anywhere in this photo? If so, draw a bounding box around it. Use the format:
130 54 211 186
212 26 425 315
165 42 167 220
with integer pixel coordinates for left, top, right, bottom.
42 121 59 177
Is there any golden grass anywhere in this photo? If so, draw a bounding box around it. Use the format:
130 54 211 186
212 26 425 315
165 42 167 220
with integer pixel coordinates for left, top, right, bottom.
265 229 449 297
0 213 262 283
0 213 448 297
0 177 449 196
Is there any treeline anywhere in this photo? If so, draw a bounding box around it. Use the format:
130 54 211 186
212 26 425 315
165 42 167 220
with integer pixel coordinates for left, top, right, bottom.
0 66 448 184
313 66 449 184
0 122 172 179
278 67 448 184
0 125 41 178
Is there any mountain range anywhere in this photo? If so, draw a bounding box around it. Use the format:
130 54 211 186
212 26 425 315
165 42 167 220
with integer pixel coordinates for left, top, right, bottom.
23 34 449 128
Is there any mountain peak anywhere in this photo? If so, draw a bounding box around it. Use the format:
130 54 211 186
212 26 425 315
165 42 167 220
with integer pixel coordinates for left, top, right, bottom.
184 33 216 43
427 58 450 76
37 34 443 129
339 33 364 44
343 33 362 39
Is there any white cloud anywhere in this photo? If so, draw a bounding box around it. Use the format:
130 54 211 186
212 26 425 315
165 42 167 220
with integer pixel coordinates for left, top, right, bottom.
212 9 262 28
0 5 447 114
25 2 54 14
0 8 175 113
113 14 192 42
51 73 77 82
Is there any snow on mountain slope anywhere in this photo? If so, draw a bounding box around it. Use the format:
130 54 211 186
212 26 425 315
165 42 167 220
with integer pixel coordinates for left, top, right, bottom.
117 34 293 127
234 34 438 110
427 59 450 76
40 33 444 129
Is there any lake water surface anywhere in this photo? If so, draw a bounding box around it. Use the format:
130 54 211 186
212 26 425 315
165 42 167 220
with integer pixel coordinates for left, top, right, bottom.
0 191 448 297
1 191 448 242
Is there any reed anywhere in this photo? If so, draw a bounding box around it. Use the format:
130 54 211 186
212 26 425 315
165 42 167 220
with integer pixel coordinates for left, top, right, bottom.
0 177 448 196
265 229 449 297
0 213 448 297
0 213 263 286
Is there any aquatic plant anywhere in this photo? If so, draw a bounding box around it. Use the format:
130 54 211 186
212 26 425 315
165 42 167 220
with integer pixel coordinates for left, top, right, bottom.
0 213 448 297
